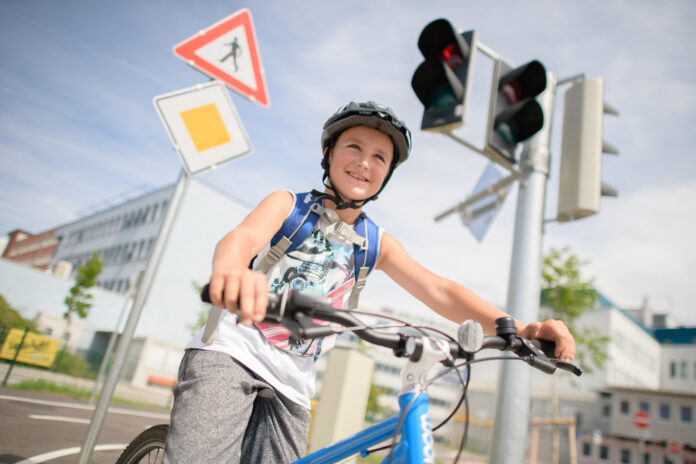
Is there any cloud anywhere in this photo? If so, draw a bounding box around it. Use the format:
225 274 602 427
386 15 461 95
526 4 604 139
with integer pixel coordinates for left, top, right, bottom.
2 0 696 328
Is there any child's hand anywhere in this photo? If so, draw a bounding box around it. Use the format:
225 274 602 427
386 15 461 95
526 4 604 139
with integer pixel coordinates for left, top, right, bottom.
208 269 269 326
519 319 576 362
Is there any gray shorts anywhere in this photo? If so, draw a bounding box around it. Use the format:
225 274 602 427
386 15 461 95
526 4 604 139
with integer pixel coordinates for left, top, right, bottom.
163 349 312 463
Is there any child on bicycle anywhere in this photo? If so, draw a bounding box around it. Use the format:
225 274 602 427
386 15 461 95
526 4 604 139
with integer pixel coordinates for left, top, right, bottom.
163 101 576 463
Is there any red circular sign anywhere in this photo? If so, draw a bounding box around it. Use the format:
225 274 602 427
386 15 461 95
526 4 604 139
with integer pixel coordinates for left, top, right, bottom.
667 441 682 456
633 410 651 429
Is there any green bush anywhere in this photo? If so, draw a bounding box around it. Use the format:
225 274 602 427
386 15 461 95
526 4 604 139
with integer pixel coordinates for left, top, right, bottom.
0 294 38 338
52 350 95 379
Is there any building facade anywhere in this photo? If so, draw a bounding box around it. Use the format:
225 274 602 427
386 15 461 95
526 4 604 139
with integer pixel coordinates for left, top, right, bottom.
2 228 59 270
50 185 174 294
579 387 695 464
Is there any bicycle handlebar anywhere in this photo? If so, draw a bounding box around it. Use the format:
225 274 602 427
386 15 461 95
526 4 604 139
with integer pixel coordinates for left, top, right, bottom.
200 284 581 376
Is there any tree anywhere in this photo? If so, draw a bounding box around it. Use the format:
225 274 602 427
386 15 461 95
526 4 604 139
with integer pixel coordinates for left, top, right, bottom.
187 281 209 336
540 246 610 464
64 251 104 321
541 247 610 374
57 251 104 369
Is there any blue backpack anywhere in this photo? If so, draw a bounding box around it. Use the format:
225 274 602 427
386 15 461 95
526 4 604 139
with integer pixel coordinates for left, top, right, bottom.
254 191 380 308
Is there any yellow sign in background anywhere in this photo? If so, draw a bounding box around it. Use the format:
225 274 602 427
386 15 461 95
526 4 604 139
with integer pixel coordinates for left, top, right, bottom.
0 329 60 368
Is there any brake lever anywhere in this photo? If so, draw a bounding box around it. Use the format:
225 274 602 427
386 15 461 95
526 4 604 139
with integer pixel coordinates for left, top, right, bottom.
518 338 556 374
284 311 336 339
553 360 583 377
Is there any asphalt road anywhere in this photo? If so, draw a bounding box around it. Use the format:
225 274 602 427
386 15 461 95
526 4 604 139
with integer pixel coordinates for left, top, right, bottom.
0 387 170 464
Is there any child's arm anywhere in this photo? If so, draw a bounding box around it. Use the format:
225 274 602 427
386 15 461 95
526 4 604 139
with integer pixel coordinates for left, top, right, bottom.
376 232 576 361
208 190 294 325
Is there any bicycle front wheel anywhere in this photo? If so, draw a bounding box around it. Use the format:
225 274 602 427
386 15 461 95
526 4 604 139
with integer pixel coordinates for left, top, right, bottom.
116 424 169 464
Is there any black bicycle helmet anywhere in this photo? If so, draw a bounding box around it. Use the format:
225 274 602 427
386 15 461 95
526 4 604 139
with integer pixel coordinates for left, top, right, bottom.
318 101 412 209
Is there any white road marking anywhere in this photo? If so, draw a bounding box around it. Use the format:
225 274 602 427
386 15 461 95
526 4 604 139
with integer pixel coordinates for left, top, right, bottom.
0 394 169 419
29 414 91 424
15 444 127 464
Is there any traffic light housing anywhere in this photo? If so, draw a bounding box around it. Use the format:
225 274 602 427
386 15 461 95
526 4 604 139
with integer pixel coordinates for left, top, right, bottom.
485 59 547 164
411 19 477 132
557 77 619 222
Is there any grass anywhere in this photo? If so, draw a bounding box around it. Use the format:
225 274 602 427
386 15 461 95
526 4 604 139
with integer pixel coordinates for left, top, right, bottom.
6 378 169 410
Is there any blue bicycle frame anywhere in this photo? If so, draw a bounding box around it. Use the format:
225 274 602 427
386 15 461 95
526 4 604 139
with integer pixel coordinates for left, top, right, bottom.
292 391 434 464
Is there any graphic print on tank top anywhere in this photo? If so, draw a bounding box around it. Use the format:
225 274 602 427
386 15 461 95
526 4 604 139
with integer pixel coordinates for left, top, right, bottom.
258 227 356 358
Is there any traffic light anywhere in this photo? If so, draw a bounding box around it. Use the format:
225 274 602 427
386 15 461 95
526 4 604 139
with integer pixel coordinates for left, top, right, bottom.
557 77 619 222
485 59 547 164
411 19 477 132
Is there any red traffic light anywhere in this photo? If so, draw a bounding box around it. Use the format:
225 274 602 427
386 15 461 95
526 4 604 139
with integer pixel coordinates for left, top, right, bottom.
412 19 477 131
418 19 470 64
440 43 464 68
498 60 546 104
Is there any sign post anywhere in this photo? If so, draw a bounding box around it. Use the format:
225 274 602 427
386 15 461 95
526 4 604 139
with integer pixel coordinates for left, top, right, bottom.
633 410 651 461
78 31 257 462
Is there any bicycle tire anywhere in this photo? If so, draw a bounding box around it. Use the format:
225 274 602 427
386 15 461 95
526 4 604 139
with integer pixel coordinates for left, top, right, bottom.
116 424 169 464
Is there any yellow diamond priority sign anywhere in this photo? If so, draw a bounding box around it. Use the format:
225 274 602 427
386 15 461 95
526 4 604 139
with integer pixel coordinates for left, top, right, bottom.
154 80 252 176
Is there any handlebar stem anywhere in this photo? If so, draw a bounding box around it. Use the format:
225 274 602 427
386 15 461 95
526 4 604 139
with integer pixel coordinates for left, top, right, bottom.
400 338 457 395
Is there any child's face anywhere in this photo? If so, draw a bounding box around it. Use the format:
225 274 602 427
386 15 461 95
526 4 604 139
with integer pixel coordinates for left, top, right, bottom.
328 125 394 202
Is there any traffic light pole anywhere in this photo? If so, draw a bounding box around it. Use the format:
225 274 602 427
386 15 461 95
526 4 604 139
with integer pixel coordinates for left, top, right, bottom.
489 71 557 464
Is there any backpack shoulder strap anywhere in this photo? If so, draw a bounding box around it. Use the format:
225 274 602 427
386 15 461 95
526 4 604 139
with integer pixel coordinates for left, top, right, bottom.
348 212 381 309
255 192 323 273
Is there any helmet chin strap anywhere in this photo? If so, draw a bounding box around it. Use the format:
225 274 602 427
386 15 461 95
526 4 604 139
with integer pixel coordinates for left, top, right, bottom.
312 176 372 210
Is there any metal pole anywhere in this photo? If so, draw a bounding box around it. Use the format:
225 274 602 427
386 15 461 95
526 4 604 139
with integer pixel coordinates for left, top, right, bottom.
76 169 190 464
434 170 522 222
88 295 133 405
2 327 29 386
489 71 556 464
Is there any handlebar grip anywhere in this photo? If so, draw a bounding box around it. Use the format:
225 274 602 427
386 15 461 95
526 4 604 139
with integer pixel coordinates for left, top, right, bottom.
531 339 557 358
201 283 211 303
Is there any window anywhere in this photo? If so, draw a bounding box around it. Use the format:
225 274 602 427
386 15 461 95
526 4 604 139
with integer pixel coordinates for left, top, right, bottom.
680 406 693 423
600 445 609 461
670 361 677 378
660 403 671 421
621 449 631 464
681 361 688 379
643 452 651 464
602 403 611 417
620 400 630 415
639 401 650 413
582 442 592 457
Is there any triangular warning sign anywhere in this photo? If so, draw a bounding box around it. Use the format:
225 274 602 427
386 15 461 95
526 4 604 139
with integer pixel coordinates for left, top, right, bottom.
173 9 270 107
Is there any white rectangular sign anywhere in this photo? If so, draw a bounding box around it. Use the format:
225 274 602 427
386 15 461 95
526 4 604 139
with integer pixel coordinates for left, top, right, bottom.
153 80 252 176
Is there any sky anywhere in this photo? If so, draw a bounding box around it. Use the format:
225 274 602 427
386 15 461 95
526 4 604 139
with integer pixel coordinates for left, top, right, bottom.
1 1 695 327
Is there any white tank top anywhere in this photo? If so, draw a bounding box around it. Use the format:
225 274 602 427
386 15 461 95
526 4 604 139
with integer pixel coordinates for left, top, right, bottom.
186 191 381 408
